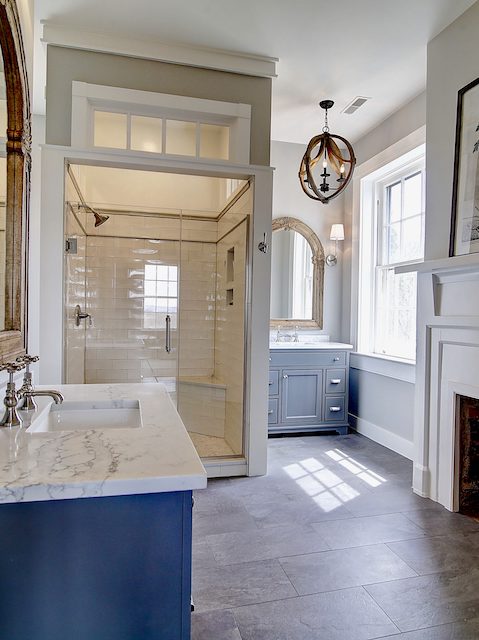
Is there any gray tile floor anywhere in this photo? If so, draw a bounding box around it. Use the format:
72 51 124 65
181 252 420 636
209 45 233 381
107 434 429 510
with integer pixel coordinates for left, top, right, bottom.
191 433 479 639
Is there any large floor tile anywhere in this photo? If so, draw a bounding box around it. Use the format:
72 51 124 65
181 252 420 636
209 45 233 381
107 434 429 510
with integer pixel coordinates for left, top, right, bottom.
365 568 479 632
280 543 416 595
403 508 479 536
343 486 434 517
375 617 479 638
387 532 479 575
233 586 399 640
311 513 426 549
245 496 353 528
193 508 258 537
206 524 330 566
191 609 242 640
192 558 296 612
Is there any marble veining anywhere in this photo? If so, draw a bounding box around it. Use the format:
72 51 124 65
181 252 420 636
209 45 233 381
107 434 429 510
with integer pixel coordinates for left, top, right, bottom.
0 383 207 504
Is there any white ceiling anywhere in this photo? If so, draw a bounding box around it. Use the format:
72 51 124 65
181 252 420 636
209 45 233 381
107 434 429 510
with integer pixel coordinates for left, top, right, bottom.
34 0 477 144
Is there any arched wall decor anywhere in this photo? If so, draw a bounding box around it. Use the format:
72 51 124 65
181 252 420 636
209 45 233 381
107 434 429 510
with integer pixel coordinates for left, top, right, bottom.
271 216 324 328
0 0 31 358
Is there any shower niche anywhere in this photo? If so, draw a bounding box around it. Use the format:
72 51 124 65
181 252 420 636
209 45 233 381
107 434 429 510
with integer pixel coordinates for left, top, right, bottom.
63 163 251 462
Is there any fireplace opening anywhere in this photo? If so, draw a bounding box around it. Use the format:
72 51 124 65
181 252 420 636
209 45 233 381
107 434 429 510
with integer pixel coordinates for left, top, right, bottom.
457 394 479 516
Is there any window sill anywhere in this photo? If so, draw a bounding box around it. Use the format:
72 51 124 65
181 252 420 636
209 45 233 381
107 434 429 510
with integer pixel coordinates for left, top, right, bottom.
350 352 416 384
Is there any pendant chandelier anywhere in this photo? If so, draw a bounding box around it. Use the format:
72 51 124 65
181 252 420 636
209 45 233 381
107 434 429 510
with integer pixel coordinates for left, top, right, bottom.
299 100 356 204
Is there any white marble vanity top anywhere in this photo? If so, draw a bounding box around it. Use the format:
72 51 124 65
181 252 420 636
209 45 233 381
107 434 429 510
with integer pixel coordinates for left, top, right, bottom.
0 383 207 504
270 341 353 350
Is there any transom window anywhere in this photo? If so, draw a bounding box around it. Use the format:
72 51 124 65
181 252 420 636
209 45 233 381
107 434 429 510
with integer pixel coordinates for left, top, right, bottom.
93 109 230 160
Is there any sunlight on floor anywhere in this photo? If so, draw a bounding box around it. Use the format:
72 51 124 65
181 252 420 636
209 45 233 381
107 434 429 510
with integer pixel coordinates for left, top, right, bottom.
283 448 387 512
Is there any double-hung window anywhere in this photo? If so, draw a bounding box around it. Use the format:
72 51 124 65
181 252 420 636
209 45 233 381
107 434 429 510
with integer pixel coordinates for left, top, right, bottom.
358 147 425 362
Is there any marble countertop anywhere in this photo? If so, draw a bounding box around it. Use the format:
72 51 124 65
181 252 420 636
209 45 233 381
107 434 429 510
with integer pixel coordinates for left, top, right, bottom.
270 341 353 350
0 383 207 504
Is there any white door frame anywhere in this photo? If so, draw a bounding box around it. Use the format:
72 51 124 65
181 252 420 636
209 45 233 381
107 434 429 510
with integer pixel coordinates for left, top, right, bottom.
40 144 273 476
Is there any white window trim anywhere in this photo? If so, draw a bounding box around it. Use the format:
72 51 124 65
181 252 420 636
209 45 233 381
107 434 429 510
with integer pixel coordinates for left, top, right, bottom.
350 126 426 373
71 81 251 163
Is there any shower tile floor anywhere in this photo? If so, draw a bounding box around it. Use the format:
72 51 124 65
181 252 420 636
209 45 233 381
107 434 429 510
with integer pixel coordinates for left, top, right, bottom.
189 432 236 458
191 433 479 639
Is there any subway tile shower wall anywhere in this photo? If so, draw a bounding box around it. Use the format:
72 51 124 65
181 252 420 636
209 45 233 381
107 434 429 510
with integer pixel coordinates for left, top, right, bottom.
83 236 216 385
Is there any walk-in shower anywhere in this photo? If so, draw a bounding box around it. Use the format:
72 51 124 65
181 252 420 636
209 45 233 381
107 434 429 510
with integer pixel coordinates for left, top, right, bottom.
63 163 251 460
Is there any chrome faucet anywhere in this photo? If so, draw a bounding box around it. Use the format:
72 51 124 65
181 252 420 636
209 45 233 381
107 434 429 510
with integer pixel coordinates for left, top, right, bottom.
17 355 40 411
0 361 26 428
0 355 64 428
16 354 64 410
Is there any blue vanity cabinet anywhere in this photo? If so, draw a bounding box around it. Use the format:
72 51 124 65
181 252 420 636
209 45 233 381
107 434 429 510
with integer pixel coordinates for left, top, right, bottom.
0 490 193 640
269 347 350 435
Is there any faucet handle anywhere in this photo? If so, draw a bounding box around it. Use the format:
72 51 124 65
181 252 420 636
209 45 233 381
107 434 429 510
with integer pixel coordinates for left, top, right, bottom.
0 361 26 374
17 354 39 367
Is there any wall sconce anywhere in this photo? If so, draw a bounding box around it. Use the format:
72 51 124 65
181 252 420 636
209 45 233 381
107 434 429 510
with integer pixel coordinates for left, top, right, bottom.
325 223 344 266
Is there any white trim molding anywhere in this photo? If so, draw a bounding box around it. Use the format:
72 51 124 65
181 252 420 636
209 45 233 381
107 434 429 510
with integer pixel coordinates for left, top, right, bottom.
42 23 278 78
350 352 416 384
348 414 414 460
71 81 252 164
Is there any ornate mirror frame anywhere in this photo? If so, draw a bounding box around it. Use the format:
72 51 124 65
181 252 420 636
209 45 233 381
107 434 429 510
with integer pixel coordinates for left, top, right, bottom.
0 0 30 359
271 217 324 328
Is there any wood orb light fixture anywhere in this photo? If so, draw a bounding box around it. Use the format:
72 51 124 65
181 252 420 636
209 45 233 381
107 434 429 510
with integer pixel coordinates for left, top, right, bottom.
299 100 356 204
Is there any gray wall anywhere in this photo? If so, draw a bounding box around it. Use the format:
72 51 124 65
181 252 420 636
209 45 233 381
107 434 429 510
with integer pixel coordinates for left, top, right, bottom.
270 140 344 340
45 45 272 166
425 0 479 260
344 92 426 458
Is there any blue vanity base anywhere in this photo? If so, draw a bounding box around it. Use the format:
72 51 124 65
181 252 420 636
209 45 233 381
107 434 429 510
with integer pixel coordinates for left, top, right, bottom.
0 491 193 640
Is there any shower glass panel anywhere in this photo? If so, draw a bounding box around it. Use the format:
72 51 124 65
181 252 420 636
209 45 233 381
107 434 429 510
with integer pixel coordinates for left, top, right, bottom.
64 163 249 461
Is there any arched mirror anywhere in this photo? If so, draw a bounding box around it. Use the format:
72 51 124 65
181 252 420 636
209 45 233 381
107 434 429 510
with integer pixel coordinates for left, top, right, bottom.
0 0 30 358
270 217 324 328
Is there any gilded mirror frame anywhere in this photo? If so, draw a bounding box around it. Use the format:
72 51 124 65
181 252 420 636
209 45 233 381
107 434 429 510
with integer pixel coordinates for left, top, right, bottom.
0 0 30 359
270 217 324 328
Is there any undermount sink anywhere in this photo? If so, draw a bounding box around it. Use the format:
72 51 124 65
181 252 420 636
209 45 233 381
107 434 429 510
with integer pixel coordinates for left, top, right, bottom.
27 399 142 432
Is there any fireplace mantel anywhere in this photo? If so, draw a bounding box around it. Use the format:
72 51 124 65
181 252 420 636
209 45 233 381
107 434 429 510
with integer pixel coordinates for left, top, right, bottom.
413 257 479 510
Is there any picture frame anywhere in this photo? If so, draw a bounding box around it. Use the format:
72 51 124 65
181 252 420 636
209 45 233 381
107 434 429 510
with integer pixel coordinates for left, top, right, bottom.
450 77 479 257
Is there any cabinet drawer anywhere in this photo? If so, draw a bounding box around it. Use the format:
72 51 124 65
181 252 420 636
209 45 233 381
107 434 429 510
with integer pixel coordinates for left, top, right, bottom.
324 396 345 422
325 368 346 394
268 370 279 395
270 350 346 368
268 398 279 424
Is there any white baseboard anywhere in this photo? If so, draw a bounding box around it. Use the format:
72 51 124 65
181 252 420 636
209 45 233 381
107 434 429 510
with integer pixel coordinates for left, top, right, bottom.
348 413 413 460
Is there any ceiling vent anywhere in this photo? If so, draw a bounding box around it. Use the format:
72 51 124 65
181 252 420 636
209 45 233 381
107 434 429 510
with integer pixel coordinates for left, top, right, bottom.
342 96 370 115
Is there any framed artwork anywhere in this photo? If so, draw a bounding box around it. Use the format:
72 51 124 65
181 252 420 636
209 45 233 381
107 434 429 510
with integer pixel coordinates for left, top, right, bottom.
450 77 479 257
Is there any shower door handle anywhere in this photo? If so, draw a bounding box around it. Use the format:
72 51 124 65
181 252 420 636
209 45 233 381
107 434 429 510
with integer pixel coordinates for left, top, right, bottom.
165 315 171 353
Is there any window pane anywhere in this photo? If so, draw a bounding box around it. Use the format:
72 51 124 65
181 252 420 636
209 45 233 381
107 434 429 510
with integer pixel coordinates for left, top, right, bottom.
401 215 423 261
165 120 196 156
157 281 168 296
388 182 401 223
403 172 422 217
131 115 163 153
94 111 127 149
388 222 401 263
157 265 169 279
145 264 157 280
199 123 229 160
144 298 156 312
375 268 417 360
144 281 156 296
168 281 177 297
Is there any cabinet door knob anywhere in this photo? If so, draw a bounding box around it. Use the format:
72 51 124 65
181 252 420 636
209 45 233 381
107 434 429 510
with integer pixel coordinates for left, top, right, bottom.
268 409 274 415
333 357 340 362
268 381 273 386
283 374 288 379
329 406 341 412
330 379 341 384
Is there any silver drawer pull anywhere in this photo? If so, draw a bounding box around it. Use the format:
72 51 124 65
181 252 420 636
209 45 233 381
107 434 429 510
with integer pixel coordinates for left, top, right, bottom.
332 357 340 362
283 374 288 379
269 381 274 386
268 409 274 415
269 357 272 362
329 406 342 412
330 379 341 384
